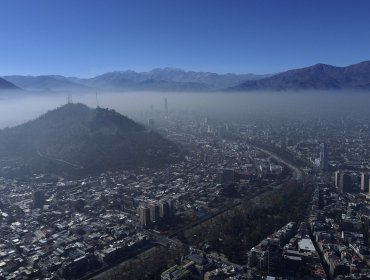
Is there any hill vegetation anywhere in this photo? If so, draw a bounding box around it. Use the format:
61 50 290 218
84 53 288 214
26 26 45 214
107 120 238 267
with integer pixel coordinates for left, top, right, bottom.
0 103 180 177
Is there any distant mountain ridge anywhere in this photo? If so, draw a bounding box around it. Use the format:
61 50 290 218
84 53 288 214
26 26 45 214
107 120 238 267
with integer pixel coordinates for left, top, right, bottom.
3 75 88 92
0 103 180 177
0 77 20 90
2 68 267 92
2 61 370 92
229 61 370 91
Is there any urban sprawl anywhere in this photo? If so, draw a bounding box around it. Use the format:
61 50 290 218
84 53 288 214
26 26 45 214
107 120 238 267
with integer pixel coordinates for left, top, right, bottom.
1 102 370 280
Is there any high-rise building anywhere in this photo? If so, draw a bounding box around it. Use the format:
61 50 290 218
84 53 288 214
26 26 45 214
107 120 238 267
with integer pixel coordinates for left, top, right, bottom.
334 171 341 189
159 200 170 220
139 205 151 227
164 97 168 116
167 199 174 218
319 143 328 171
32 190 45 208
150 203 160 223
218 168 235 186
339 173 352 193
361 172 369 192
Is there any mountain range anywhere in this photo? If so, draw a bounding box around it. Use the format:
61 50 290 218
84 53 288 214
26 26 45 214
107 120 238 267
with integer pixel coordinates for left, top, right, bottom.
1 60 370 92
2 75 88 92
0 103 180 177
228 61 370 91
2 68 266 92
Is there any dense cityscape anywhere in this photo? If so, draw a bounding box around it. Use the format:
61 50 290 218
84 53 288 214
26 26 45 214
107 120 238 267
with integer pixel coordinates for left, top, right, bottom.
0 98 368 280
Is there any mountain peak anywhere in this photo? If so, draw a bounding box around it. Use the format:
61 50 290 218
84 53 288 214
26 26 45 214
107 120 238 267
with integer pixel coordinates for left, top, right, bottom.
311 63 335 69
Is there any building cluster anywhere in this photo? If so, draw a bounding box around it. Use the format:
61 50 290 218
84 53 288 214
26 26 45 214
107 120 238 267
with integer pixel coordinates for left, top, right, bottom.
0 176 152 279
138 199 174 227
2 105 370 279
246 222 326 279
155 112 370 279
0 114 290 280
250 117 370 174
334 171 370 194
308 182 370 279
161 248 245 280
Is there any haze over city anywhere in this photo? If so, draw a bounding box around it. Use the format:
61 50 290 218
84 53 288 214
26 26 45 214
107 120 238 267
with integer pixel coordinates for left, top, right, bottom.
0 1 370 280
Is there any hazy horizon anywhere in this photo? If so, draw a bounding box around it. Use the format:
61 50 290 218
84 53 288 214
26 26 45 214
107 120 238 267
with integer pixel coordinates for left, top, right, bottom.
1 90 370 129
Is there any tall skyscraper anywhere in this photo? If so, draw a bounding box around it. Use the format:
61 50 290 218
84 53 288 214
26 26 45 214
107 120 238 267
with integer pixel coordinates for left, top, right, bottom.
361 172 369 192
319 143 328 171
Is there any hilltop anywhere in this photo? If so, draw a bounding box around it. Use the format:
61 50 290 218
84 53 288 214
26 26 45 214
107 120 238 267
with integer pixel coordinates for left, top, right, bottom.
0 103 180 177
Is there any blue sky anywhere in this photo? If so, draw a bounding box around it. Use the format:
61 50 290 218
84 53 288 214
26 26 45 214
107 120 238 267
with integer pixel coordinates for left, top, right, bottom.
1 0 370 77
